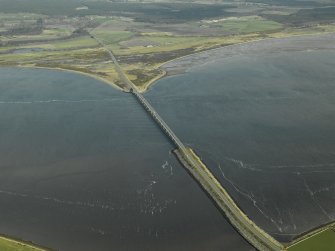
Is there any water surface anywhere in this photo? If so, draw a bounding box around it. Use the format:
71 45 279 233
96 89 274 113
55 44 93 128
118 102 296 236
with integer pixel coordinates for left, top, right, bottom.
147 34 335 241
0 68 252 251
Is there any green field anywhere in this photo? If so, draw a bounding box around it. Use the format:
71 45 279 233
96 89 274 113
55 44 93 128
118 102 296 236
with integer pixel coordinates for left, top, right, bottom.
0 237 45 251
201 16 283 34
287 225 335 251
50 36 99 49
92 30 134 49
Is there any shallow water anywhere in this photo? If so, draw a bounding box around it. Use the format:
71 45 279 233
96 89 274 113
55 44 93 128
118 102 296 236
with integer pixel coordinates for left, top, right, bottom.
147 37 335 241
0 68 253 251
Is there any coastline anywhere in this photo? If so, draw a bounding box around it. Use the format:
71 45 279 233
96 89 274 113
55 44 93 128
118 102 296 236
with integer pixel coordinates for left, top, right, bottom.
287 221 335 246
1 32 334 94
14 65 125 92
285 221 335 250
139 31 335 93
159 31 335 69
137 68 167 93
0 234 52 251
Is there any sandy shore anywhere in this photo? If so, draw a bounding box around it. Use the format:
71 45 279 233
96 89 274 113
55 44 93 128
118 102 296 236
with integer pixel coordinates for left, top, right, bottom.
16 65 125 92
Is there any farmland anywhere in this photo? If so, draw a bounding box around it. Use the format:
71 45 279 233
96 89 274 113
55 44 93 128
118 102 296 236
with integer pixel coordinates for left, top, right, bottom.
0 0 334 91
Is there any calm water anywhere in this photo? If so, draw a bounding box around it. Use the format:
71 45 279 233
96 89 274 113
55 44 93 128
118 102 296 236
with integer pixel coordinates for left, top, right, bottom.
147 39 335 241
0 68 252 251
1 34 334 250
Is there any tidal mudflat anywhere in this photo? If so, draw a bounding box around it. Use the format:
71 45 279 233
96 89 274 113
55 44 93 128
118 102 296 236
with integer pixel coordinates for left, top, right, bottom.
146 33 335 242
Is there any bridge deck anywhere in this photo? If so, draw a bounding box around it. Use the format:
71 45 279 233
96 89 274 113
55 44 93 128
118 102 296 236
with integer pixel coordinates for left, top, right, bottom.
131 90 186 151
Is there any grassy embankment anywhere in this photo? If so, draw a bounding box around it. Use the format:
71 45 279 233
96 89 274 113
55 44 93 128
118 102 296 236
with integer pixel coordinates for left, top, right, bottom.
286 223 335 251
0 236 47 251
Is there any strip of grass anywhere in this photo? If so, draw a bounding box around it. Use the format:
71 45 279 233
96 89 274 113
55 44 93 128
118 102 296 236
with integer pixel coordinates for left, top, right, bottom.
91 30 134 45
108 33 261 55
202 16 283 34
51 36 99 49
287 225 335 251
0 237 45 251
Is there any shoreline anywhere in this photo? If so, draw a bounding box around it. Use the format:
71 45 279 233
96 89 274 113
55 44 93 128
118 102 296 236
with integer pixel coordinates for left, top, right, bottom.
24 65 124 92
0 234 52 251
287 221 335 246
174 147 284 250
12 65 125 92
139 31 335 93
137 68 167 93
159 30 335 68
1 31 334 94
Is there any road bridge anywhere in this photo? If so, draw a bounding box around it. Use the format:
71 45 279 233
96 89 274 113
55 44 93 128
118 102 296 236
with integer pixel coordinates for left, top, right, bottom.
131 90 186 150
91 35 187 150
90 33 284 251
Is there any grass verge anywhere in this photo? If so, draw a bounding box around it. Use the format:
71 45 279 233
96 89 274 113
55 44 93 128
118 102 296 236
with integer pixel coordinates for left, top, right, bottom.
0 236 47 251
